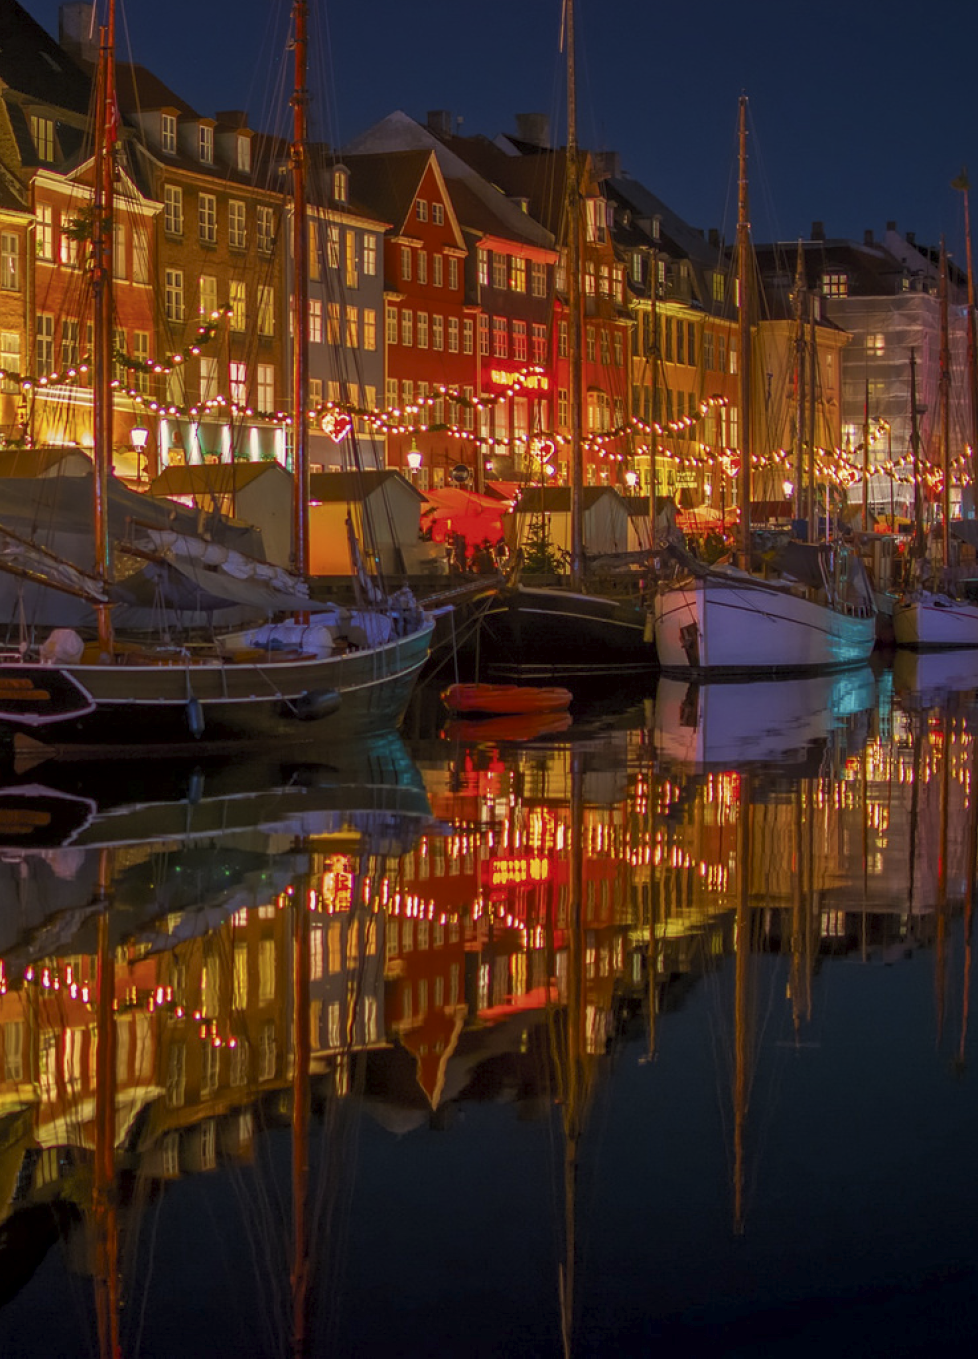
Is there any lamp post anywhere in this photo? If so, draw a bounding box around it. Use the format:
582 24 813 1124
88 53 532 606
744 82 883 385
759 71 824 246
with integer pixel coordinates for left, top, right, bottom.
130 423 149 482
406 443 422 478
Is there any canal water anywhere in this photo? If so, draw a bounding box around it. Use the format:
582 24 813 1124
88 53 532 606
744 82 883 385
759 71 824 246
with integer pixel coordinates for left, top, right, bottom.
1 650 977 1356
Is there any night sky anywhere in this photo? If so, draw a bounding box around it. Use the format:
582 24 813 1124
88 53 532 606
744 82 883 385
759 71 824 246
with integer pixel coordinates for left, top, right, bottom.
22 0 978 265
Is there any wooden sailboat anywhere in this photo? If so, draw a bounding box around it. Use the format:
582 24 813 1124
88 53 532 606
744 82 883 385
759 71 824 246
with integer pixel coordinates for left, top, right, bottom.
893 238 978 647
0 0 433 756
652 99 877 674
475 0 654 677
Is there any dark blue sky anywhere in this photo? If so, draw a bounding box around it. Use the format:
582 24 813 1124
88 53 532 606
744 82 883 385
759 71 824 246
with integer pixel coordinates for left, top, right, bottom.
24 0 978 264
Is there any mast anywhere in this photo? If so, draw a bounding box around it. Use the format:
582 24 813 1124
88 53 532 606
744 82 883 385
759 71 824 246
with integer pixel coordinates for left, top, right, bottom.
862 376 870 533
291 882 311 1357
290 0 310 582
792 241 806 525
93 857 120 1359
736 97 751 566
806 301 817 542
939 237 951 568
910 348 924 558
92 0 117 656
952 171 978 501
565 0 585 590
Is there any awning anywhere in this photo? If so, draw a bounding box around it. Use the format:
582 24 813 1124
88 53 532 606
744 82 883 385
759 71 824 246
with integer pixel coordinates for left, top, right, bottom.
420 488 507 545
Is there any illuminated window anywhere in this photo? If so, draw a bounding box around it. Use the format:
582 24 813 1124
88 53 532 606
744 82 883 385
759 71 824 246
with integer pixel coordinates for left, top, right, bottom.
1 233 20 290
199 124 213 163
363 308 377 351
228 200 246 249
258 939 276 1002
1 331 20 391
34 203 52 262
712 271 725 303
308 298 323 343
31 114 54 162
233 944 248 1009
198 192 217 244
200 356 218 401
585 260 596 296
326 224 340 268
867 333 885 356
61 317 79 368
256 363 274 411
199 273 217 317
386 305 398 344
343 233 360 290
363 233 377 275
161 113 177 154
821 271 848 298
345 306 359 348
510 256 527 292
229 360 246 405
237 135 251 173
257 284 274 336
229 279 245 330
327 302 340 344
60 226 79 268
477 248 489 287
133 227 150 283
333 166 348 202
164 185 182 236
35 312 53 375
492 253 507 289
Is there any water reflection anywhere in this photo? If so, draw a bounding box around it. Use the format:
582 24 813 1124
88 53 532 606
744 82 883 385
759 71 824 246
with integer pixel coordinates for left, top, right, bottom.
0 669 977 1356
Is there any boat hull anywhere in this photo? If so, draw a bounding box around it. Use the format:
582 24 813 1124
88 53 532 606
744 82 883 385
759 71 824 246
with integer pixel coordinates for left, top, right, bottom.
478 584 653 675
0 621 434 756
654 575 876 674
892 594 978 648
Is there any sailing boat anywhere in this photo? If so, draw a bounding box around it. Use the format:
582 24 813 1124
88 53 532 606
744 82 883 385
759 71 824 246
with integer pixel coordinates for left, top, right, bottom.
0 0 433 755
652 99 877 674
475 0 654 678
893 238 978 647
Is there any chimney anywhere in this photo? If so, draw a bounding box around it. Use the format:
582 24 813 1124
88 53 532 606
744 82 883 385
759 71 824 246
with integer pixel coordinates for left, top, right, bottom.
864 229 874 246
427 110 453 138
708 228 720 248
811 221 825 241
514 113 551 149
592 150 621 181
59 2 98 66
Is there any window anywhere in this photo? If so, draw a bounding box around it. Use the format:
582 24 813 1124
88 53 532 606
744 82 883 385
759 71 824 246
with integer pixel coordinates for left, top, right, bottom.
599 264 611 297
257 285 274 336
463 318 474 354
585 260 596 296
165 268 184 322
532 323 547 365
133 331 149 394
432 315 444 351
167 364 185 406
164 185 183 236
326 225 340 268
492 316 508 358
36 312 53 375
1 233 20 291
431 254 442 288
512 319 527 362
108 220 123 275
345 307 359 348
492 253 507 289
386 377 398 409
417 311 429 348
587 389 611 432
327 302 340 344
60 224 79 268
867 333 885 356
686 321 695 367
161 113 177 154
586 198 608 243
229 279 245 330
586 327 596 362
448 316 459 352
133 228 150 283
228 200 246 249
386 305 398 345
363 308 377 351
198 192 217 244
821 271 848 298
432 202 444 225
401 309 413 346
600 330 610 366
308 298 323 343
35 204 53 260
200 355 218 400
558 320 568 358
345 231 359 288
449 256 460 291
257 363 274 410
614 331 624 367
199 273 218 317
332 166 348 202
417 251 428 286
230 361 247 405
1 331 20 390
402 378 413 406
61 317 79 369
531 260 546 298
257 205 274 254
478 249 489 287
363 234 377 276
712 271 725 303
478 314 489 356
31 115 54 162
704 330 715 370
510 257 526 292
309 377 323 406
237 135 251 173
199 124 213 163
259 1022 277 1080
401 245 412 282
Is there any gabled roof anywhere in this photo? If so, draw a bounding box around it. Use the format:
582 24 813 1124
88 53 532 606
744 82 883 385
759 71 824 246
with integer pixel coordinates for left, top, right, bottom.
115 63 197 120
309 469 425 503
150 463 290 497
341 149 433 237
513 486 625 513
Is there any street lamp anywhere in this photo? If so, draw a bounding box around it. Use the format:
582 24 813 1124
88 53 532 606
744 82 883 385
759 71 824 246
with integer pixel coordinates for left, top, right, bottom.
131 424 149 481
406 442 422 475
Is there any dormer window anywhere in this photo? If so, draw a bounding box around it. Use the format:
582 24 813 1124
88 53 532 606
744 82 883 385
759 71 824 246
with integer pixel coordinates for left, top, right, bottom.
161 113 177 155
237 135 251 174
821 271 848 298
332 167 348 203
30 115 54 163
199 124 214 164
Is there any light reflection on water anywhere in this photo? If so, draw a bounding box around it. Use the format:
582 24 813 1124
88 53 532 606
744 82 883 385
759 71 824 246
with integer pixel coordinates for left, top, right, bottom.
1 654 978 1356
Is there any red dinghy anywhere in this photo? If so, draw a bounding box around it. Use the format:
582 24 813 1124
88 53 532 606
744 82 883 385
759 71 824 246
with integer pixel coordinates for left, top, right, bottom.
443 711 573 743
441 683 573 715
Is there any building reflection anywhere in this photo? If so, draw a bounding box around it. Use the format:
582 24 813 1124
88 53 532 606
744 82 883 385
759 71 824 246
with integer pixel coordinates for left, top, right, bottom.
0 664 977 1350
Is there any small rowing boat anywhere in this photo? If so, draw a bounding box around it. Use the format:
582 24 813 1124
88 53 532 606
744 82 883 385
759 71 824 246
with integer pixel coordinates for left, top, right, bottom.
441 683 573 715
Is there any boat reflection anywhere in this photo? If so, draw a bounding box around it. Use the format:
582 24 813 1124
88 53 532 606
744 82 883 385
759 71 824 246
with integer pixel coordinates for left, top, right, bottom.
1 664 978 1354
